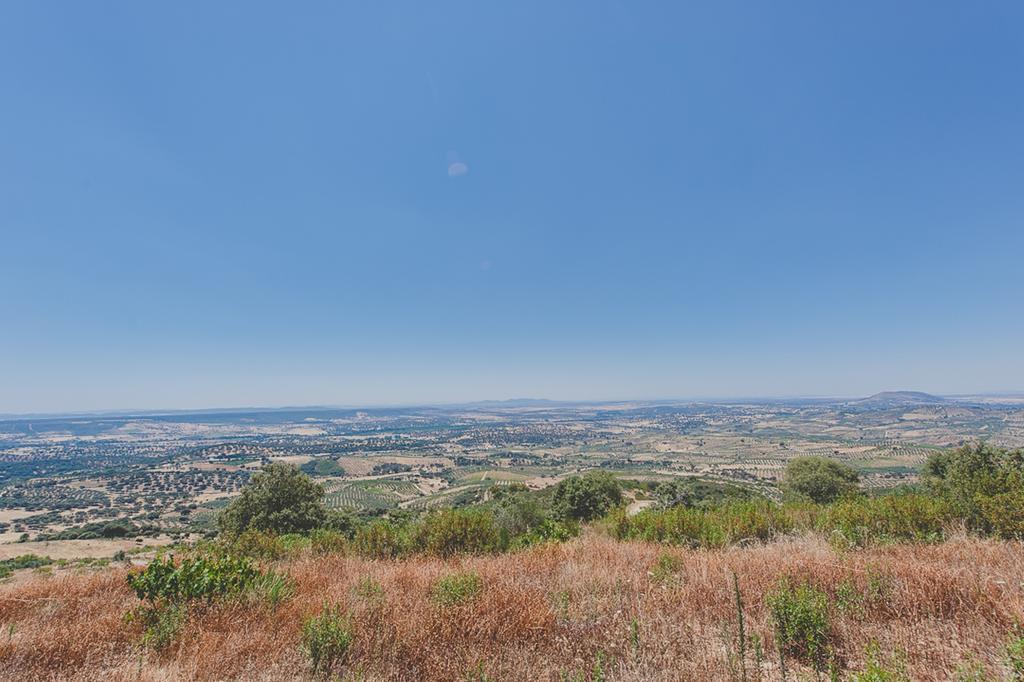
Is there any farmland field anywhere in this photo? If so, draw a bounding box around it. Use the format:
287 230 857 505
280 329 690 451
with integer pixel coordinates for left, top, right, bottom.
1 392 1022 543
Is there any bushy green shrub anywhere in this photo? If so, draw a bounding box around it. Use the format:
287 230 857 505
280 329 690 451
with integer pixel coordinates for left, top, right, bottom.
492 488 547 537
218 463 331 537
609 500 796 548
126 553 279 649
228 529 288 560
816 493 949 548
127 554 260 605
654 478 753 509
512 518 580 548
0 554 54 580
553 472 623 522
310 528 348 556
301 604 354 677
925 443 1024 537
782 456 860 504
353 520 410 559
766 579 833 667
134 603 186 650
411 509 503 557
432 571 483 606
326 509 361 538
351 507 565 559
976 489 1024 540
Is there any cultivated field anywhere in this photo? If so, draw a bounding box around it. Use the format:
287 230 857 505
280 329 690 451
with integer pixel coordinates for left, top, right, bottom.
3 395 1022 542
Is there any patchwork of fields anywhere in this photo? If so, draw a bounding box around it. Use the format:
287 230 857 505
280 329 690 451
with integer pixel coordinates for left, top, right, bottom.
0 394 1021 539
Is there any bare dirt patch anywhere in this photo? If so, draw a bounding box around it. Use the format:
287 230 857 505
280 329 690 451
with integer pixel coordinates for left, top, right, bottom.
0 537 172 561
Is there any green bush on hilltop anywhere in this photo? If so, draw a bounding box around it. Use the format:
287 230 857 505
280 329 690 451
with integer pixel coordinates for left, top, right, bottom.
126 554 261 604
654 478 753 509
491 484 547 536
411 508 503 557
816 492 948 548
125 550 297 647
782 456 861 504
353 519 410 559
608 500 799 548
553 471 623 522
218 463 334 537
924 443 1024 538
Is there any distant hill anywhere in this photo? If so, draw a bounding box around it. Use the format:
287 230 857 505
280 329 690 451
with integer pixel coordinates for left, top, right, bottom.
460 398 563 409
852 391 947 408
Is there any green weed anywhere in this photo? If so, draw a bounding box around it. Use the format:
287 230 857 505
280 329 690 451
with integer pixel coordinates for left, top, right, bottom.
432 571 483 606
301 603 354 678
766 578 833 670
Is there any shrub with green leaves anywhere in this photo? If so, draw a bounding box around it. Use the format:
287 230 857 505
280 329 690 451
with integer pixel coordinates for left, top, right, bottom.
228 529 288 560
782 456 860 504
218 463 332 537
134 603 187 650
492 487 548 537
609 500 796 548
553 472 623 522
127 554 261 605
432 571 483 606
925 443 1024 538
353 520 410 559
766 578 833 667
0 554 53 581
412 509 504 557
654 478 753 509
126 553 292 648
513 518 580 548
310 528 348 556
816 493 949 548
301 604 354 677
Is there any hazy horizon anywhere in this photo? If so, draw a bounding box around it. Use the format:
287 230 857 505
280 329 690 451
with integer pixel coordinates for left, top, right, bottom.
5 388 1024 420
3 3 1023 413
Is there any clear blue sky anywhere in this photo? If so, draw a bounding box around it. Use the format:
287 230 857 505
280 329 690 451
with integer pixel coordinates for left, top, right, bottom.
2 2 1022 413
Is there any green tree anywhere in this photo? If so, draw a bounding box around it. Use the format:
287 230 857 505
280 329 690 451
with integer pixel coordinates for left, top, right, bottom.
781 456 859 504
552 471 623 521
218 464 330 537
490 483 547 537
923 443 1024 536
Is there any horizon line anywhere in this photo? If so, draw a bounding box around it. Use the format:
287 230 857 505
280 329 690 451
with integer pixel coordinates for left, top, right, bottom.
3 389 1024 421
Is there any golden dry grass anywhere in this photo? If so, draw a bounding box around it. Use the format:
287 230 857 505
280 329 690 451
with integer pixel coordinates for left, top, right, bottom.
1 533 1022 681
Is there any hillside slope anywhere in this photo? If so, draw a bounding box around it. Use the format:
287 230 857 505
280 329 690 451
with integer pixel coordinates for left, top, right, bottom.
1 534 1022 681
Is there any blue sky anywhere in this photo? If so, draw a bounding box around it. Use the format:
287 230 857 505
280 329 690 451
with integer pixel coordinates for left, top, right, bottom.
2 2 1022 413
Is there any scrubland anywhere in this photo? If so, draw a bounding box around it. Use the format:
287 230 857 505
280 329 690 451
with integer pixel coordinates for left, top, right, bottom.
3 444 1022 681
2 531 1022 681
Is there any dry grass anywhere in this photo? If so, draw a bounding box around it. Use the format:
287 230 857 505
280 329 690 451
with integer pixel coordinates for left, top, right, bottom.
1 533 1022 680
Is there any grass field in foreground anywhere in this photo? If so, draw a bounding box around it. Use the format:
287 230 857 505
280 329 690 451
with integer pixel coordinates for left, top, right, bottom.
1 533 1022 681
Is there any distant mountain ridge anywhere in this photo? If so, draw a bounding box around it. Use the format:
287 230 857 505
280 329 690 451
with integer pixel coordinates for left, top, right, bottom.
852 391 947 407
